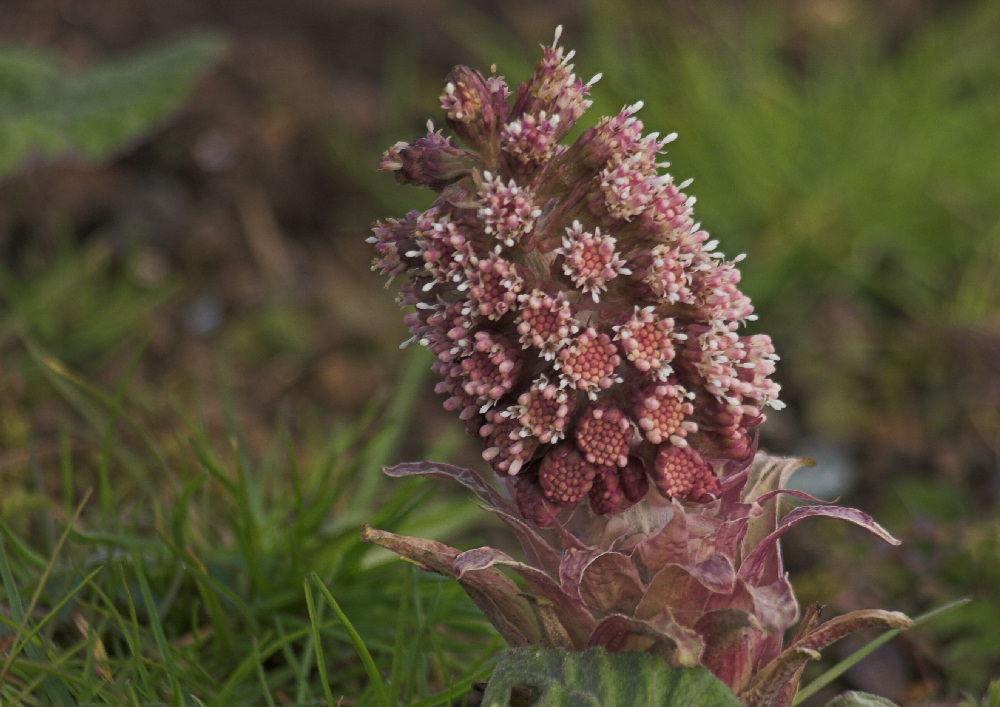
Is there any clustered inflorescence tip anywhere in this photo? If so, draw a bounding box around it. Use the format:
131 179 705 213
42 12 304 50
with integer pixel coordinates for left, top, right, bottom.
370 26 783 523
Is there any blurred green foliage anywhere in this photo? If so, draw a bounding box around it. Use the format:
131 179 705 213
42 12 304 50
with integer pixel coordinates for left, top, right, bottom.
0 235 174 375
874 479 1000 691
580 2 1000 325
961 679 1000 707
0 32 224 179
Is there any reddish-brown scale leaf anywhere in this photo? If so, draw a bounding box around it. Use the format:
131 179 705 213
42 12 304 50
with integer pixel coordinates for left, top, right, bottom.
694 609 756 693
557 547 601 601
361 525 541 646
739 646 822 707
793 609 913 653
360 524 460 575
385 461 512 511
578 551 647 613
588 614 704 666
454 545 598 650
738 505 901 585
631 501 690 571
634 565 696 622
739 610 912 706
743 577 798 634
491 507 564 577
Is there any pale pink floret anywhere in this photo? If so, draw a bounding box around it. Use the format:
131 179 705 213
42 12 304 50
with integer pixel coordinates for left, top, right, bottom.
652 444 720 500
694 257 755 323
525 26 598 132
644 244 696 304
464 251 524 320
460 330 522 404
693 323 747 405
379 141 409 172
478 171 542 247
556 221 631 303
595 102 647 156
538 442 597 506
414 297 476 362
434 363 480 422
510 374 571 444
632 381 697 446
575 403 633 468
599 130 672 222
414 210 471 286
515 289 579 358
480 410 538 476
645 180 695 237
743 334 784 411
368 212 420 281
503 111 562 164
517 290 580 359
485 74 511 102
691 324 783 430
440 78 482 123
601 154 669 221
556 327 622 398
614 306 676 379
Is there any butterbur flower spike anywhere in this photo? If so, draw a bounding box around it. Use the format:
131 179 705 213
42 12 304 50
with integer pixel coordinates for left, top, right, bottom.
364 27 909 704
371 26 783 514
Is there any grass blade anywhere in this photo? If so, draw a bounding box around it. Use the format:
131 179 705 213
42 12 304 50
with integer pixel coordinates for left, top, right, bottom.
302 578 337 707
0 490 91 686
309 572 389 707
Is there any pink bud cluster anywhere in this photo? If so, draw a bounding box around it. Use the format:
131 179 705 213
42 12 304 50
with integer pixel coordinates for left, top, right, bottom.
371 28 783 522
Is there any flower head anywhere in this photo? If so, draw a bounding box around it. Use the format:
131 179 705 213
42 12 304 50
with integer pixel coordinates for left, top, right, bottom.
555 221 631 303
371 27 783 519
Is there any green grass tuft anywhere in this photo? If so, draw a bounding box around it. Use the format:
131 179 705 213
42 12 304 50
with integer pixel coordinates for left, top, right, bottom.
0 344 500 705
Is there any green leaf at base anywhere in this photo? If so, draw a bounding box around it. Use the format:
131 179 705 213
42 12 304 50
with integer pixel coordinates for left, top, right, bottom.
480 646 743 707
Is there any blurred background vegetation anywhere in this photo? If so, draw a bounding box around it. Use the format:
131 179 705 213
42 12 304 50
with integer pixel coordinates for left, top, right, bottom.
0 0 997 704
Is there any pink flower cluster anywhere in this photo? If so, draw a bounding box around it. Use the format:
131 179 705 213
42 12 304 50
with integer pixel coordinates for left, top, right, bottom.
371 27 783 522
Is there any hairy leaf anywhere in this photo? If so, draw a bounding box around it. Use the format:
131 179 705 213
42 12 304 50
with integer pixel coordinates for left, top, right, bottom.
480 646 743 707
